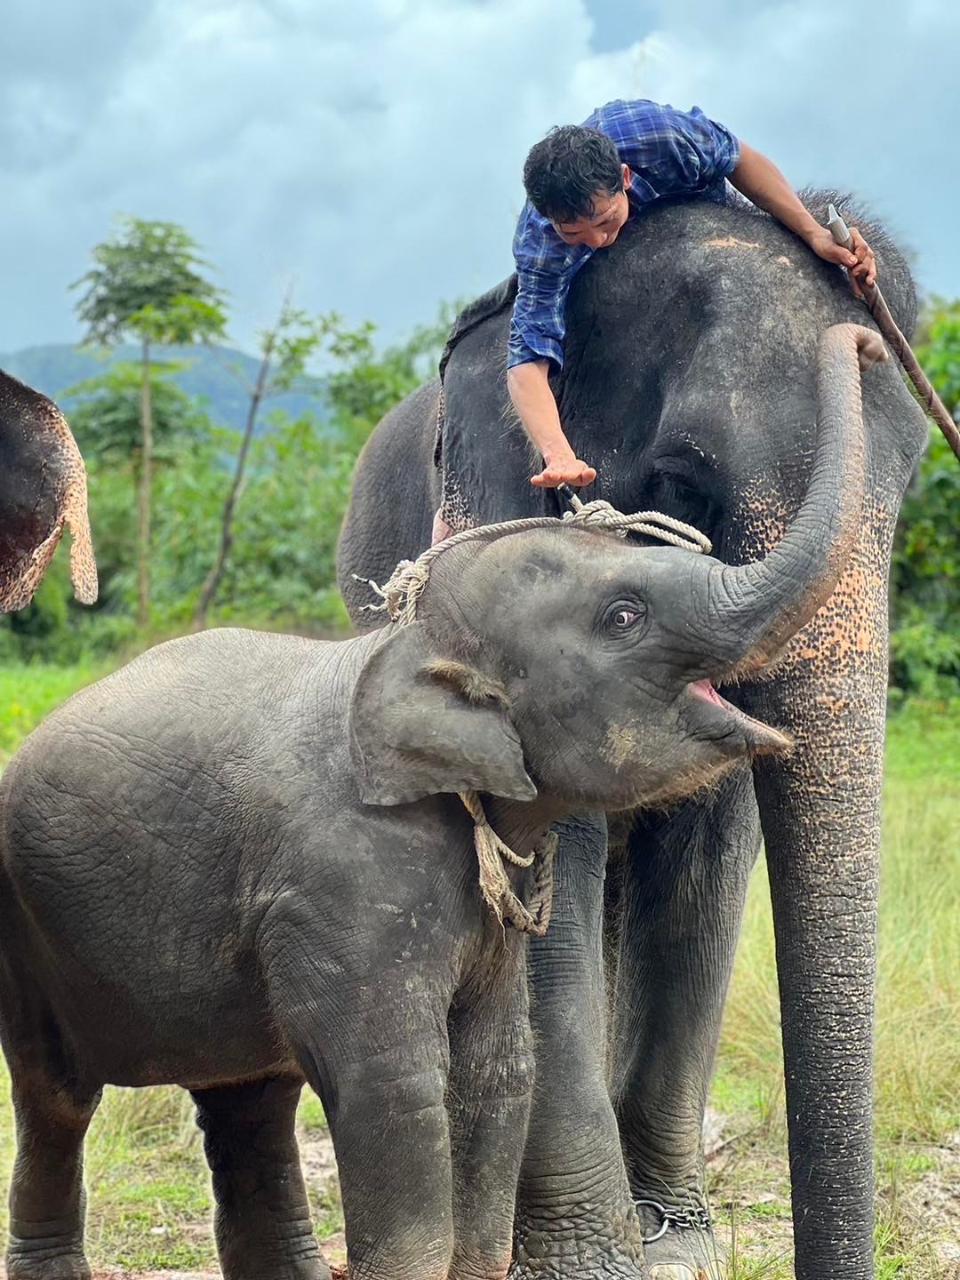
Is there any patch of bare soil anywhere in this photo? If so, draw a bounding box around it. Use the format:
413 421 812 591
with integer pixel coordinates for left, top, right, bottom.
5 1116 957 1278
900 1134 960 1278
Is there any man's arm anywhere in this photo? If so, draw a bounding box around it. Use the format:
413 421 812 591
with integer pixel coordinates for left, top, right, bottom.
729 141 876 295
506 360 597 488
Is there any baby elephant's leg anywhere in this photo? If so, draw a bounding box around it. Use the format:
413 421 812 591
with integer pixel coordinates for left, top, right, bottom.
447 943 535 1280
5 1071 101 1280
191 1075 328 1280
312 1020 456 1280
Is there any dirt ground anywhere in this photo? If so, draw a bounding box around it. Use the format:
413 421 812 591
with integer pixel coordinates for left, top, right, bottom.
3 1114 958 1279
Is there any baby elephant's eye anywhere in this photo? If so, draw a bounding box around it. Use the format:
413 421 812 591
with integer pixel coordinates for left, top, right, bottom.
603 599 647 635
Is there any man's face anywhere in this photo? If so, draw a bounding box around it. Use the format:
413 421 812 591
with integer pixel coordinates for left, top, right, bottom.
551 164 632 250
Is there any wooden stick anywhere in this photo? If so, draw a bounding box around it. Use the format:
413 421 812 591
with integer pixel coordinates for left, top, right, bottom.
826 204 960 462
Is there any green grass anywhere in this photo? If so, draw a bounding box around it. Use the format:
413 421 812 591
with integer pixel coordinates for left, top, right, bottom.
0 665 956 1274
710 698 960 1277
0 659 107 765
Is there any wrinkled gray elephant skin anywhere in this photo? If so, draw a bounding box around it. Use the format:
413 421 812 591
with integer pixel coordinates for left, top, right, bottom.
336 191 928 1280
0 370 97 612
0 393 865 1280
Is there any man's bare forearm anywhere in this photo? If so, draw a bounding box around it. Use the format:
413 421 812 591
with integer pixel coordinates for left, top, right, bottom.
729 141 877 290
729 142 820 243
506 361 597 488
507 361 569 458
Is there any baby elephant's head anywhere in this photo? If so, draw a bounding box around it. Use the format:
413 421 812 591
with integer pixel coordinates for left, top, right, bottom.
350 525 805 815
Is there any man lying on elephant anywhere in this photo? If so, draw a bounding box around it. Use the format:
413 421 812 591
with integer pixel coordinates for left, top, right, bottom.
433 97 877 541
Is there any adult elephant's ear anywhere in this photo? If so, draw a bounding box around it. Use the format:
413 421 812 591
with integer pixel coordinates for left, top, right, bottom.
349 623 537 806
0 371 98 613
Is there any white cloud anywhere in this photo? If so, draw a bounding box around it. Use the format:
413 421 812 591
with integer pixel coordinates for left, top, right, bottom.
1 0 958 356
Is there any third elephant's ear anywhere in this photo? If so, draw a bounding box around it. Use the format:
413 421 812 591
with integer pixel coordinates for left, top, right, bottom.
0 371 98 613
348 623 537 806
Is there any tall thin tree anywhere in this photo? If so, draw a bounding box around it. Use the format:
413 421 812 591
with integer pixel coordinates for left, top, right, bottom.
73 218 226 627
194 302 326 630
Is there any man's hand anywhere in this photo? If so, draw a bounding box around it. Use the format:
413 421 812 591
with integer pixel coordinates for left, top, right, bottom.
506 362 597 488
807 225 877 299
729 144 878 300
531 453 597 488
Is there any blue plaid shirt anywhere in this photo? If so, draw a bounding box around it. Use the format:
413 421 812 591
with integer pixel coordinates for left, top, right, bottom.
508 99 741 370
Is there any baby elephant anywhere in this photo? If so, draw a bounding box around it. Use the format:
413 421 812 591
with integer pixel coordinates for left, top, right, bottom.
0 343 863 1280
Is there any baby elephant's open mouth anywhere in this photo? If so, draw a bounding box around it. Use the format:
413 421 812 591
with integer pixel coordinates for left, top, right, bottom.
686 679 793 758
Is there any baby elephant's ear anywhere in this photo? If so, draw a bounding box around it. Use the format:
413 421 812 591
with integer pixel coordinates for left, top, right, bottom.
349 623 537 806
0 371 98 613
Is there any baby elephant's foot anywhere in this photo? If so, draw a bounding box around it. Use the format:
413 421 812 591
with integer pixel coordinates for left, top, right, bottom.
6 1233 91 1280
218 1239 330 1280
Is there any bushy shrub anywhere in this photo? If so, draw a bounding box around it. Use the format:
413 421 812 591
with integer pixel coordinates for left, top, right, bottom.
889 300 960 696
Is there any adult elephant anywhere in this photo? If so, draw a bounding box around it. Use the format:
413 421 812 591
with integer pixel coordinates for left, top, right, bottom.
337 190 928 1280
0 370 97 612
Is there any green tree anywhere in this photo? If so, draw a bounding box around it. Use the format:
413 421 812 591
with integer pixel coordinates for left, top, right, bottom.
321 307 452 448
193 305 450 629
73 219 227 626
194 300 327 629
67 362 211 471
891 300 960 695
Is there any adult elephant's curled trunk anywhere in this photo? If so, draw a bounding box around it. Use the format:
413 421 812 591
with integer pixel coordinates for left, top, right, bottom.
706 324 885 673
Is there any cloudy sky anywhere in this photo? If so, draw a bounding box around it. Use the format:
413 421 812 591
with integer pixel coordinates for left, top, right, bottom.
3 0 958 355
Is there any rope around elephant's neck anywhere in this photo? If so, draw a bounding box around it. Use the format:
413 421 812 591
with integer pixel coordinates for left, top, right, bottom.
459 791 557 936
356 497 711 627
354 496 711 936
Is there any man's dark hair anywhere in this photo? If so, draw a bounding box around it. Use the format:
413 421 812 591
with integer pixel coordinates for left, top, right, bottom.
522 125 623 223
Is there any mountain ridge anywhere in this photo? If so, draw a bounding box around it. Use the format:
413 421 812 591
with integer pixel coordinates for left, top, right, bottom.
0 342 326 433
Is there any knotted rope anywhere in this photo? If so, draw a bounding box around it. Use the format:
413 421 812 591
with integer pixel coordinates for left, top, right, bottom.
354 496 711 934
460 793 557 936
356 497 711 627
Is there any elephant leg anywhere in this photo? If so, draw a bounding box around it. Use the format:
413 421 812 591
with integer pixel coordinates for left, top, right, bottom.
447 949 534 1280
747 643 888 1275
513 814 647 1280
192 1075 328 1280
611 769 759 1280
300 1015 456 1280
5 1068 101 1280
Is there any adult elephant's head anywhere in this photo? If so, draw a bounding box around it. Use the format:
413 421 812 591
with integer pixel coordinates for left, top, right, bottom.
0 371 98 613
351 324 881 814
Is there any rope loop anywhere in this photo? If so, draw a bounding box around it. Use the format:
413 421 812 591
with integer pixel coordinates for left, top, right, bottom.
460 789 557 938
357 497 711 627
